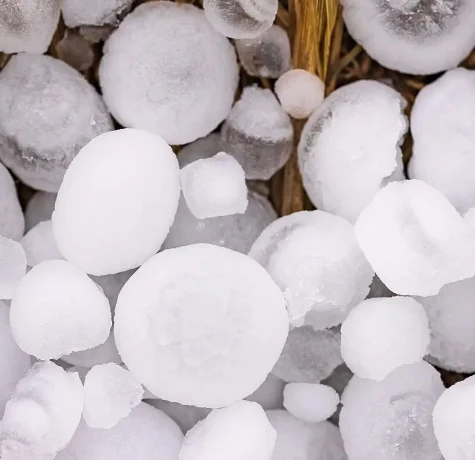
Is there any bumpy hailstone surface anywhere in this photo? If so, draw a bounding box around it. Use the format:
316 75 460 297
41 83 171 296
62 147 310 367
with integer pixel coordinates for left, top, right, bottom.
25 192 56 232
60 0 134 27
221 86 293 180
339 362 444 460
409 68 475 213
298 80 407 223
0 163 24 241
355 179 475 296
20 220 63 267
0 235 27 300
0 361 83 459
0 0 60 54
0 54 113 193
99 2 239 145
235 25 291 78
249 210 374 330
341 0 475 75
341 297 430 381
10 260 111 360
53 129 180 276
114 243 288 408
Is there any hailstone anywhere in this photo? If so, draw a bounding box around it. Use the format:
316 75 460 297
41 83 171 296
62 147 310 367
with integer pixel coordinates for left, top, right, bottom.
60 0 134 28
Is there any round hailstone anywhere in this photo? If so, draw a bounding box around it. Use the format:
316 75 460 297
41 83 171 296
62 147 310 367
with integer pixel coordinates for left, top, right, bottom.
99 2 239 145
341 0 475 75
60 0 134 28
249 211 374 330
52 129 180 276
25 192 56 232
355 179 475 296
10 260 112 360
341 297 430 381
0 235 27 300
114 243 288 408
20 220 63 267
0 54 113 192
0 163 24 241
298 80 407 223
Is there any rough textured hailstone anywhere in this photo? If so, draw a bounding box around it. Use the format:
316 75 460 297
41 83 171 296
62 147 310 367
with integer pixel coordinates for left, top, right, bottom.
355 179 475 296
114 243 288 408
21 220 63 267
0 163 25 241
25 192 56 232
10 260 111 360
298 80 407 222
60 0 134 27
0 235 27 300
99 2 239 145
52 129 180 276
341 297 430 381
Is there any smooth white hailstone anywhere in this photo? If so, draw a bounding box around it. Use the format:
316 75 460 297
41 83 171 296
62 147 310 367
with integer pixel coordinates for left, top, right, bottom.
10 260 111 360
249 211 374 330
21 220 62 267
52 129 180 276
221 86 293 180
246 373 285 410
298 80 407 222
100 2 239 145
61 0 134 27
341 296 430 381
341 0 475 75
115 243 289 408
0 236 26 300
180 401 276 460
0 163 24 241
355 179 475 296
25 192 56 232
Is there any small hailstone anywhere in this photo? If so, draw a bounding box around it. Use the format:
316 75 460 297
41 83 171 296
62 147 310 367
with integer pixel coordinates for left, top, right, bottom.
235 25 291 78
221 86 293 180
20 220 62 267
10 260 111 360
0 54 113 192
246 373 285 410
55 31 95 72
341 297 430 381
276 69 325 119
52 129 180 276
60 0 134 28
100 2 239 145
0 163 24 241
180 401 276 460
0 235 26 299
355 179 475 296
298 80 407 223
25 192 56 232
114 243 288 408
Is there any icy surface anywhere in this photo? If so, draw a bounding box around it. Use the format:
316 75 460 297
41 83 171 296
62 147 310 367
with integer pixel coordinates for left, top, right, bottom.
25 192 56 232
0 235 27 299
221 86 293 180
99 2 239 145
249 211 374 330
114 243 288 408
0 163 25 241
298 80 407 222
52 129 180 276
61 0 134 27
355 179 475 296
21 220 62 267
341 0 475 75
10 260 111 360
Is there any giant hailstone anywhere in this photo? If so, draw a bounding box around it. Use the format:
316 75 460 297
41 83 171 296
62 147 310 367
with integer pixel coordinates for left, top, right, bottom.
0 162 24 241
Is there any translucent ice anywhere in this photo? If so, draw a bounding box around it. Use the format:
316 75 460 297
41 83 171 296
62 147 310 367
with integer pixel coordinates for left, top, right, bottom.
355 180 475 296
61 0 134 28
20 220 62 267
298 80 407 223
114 243 288 408
0 163 24 241
25 192 56 232
99 2 239 145
0 235 26 299
221 86 293 180
52 129 180 276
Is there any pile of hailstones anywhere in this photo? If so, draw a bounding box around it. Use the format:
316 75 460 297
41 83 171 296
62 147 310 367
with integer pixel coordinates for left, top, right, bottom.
2 0 475 459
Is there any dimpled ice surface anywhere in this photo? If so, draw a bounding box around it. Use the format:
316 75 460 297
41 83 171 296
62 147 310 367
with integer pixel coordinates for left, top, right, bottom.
249 211 374 330
25 192 56 232
114 243 289 408
341 0 475 75
355 180 475 296
99 2 239 145
60 0 133 27
221 86 293 180
298 80 407 223
20 220 63 267
10 260 111 360
0 163 24 241
0 235 26 300
52 129 180 276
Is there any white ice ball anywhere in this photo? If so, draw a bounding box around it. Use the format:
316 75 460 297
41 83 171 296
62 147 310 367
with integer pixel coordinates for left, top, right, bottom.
60 0 134 28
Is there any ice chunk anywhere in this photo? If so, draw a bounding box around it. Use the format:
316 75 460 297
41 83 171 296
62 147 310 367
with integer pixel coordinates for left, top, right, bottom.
114 243 288 408
10 260 111 360
55 30 95 72
298 80 407 222
355 179 475 296
249 211 374 330
0 235 26 299
61 0 133 27
246 373 285 410
25 192 56 232
21 220 62 267
0 163 24 241
99 2 239 145
52 129 180 276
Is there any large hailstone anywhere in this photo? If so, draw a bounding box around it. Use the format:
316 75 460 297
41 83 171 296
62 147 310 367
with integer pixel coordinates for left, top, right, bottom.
60 0 134 28
114 243 289 408
298 80 407 223
99 2 239 145
0 53 113 192
52 129 180 276
0 163 24 241
341 0 475 75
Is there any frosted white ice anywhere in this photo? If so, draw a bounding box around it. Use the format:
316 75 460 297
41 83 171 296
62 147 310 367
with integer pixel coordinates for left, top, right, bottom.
25 192 56 232
0 235 26 299
61 0 134 27
0 163 24 240
21 220 63 267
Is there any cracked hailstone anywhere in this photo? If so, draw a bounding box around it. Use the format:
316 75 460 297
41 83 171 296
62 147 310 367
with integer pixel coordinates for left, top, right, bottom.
341 0 475 75
25 192 56 232
0 235 27 300
20 220 63 267
60 0 134 28
249 210 374 330
298 80 407 223
114 243 289 408
99 2 239 145
355 179 475 296
0 162 24 241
